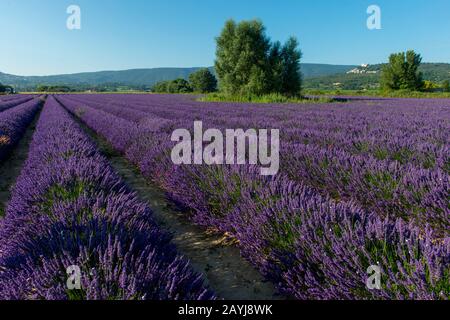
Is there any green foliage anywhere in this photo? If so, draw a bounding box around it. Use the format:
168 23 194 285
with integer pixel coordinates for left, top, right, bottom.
268 41 283 93
30 83 150 93
152 78 193 93
41 180 89 217
381 50 424 91
215 19 271 95
151 81 169 93
303 73 380 90
188 68 217 93
302 88 450 99
280 37 302 96
0 83 14 94
37 85 72 92
214 19 302 97
442 80 450 92
200 92 333 104
303 63 450 91
423 80 438 92
167 78 192 93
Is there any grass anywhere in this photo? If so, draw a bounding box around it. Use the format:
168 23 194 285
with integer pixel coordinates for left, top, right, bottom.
199 92 336 104
18 88 450 100
303 88 450 99
19 91 153 95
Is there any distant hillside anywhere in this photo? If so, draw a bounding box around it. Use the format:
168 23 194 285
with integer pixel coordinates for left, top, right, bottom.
0 68 211 91
304 63 450 90
2 63 448 91
0 64 356 91
300 64 357 78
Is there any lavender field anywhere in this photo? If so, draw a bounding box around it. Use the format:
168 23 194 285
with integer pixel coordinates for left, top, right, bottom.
0 94 448 300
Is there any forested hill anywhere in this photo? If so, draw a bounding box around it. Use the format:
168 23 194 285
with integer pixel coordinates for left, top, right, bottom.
1 63 449 91
303 63 450 90
0 64 356 91
0 68 208 91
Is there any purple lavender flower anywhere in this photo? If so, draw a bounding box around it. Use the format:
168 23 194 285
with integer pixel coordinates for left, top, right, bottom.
0 96 214 300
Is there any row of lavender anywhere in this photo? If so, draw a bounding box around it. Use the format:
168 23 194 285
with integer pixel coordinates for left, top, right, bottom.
0 96 213 300
56 94 449 299
67 94 450 173
64 94 449 171
0 97 42 162
61 94 449 235
0 95 35 113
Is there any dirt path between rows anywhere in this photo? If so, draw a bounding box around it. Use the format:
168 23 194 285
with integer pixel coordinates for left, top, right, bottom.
0 111 40 218
73 113 283 300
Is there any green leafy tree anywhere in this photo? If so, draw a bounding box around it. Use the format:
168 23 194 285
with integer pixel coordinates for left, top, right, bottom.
189 68 217 93
0 84 15 94
442 80 450 92
37 85 49 92
381 53 405 90
152 79 192 93
215 19 302 97
215 19 271 96
423 80 436 92
404 50 423 90
280 37 302 96
0 83 13 93
167 78 192 93
152 81 169 93
245 65 270 96
267 41 284 93
381 50 423 91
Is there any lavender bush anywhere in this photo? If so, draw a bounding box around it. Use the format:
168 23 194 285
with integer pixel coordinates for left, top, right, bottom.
0 96 214 300
0 95 35 113
56 93 449 300
0 97 41 162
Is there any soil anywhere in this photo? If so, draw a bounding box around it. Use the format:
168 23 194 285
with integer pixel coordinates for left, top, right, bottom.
75 114 283 300
0 112 40 218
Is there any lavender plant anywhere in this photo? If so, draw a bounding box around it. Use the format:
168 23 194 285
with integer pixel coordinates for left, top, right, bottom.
0 97 41 162
0 96 214 300
55 93 450 300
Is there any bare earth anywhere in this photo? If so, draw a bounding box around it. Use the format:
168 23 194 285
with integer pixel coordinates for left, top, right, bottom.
78 119 283 300
0 113 39 218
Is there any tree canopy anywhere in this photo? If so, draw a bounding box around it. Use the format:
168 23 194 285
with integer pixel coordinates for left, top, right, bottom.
0 83 14 94
381 50 424 91
189 68 217 93
442 80 450 92
152 78 193 93
36 85 72 92
215 19 302 97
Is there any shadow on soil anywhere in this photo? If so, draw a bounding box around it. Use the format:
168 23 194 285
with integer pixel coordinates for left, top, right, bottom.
73 113 284 300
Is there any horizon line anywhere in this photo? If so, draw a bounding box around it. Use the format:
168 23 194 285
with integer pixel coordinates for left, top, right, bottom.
2 61 449 78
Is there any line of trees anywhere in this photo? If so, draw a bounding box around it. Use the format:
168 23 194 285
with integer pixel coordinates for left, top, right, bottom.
35 83 150 93
0 83 15 94
152 68 217 93
36 85 73 92
152 78 193 93
381 50 424 91
443 80 450 92
189 68 217 93
152 19 303 98
215 19 302 97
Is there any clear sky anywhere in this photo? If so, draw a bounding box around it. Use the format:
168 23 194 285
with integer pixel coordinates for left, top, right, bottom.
1 0 449 76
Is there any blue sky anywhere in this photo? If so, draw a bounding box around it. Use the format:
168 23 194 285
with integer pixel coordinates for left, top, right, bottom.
1 0 449 76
